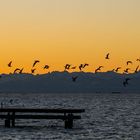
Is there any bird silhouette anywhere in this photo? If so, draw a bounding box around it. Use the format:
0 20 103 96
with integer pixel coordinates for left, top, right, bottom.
136 58 140 61
123 81 126 87
19 68 24 74
126 61 132 65
64 64 71 71
83 63 89 68
134 65 139 73
105 53 110 59
32 60 40 67
79 64 83 71
71 66 76 69
124 68 130 74
115 67 121 72
72 76 78 82
31 68 36 74
123 78 131 87
44 65 49 69
8 61 12 67
125 78 131 84
14 68 20 73
95 66 103 73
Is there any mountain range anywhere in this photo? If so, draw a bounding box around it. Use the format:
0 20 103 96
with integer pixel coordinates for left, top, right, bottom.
0 71 140 93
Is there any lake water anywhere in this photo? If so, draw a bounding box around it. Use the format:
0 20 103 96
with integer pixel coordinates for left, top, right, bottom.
0 93 140 140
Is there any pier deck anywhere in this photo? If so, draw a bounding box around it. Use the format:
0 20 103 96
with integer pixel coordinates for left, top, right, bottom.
0 108 85 129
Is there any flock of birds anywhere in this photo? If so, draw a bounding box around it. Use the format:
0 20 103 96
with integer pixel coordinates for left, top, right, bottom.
0 53 139 108
7 60 50 74
63 53 140 86
63 53 140 74
1 53 140 87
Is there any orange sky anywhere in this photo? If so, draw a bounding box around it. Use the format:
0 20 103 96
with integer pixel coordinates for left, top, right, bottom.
0 0 140 74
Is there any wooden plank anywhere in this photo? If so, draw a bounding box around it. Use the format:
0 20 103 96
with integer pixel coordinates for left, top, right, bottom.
0 108 85 113
0 115 81 119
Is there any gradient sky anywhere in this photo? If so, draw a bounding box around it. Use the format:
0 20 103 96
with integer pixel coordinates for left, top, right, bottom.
0 0 140 74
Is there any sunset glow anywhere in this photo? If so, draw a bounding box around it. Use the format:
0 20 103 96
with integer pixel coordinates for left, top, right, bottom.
0 0 140 74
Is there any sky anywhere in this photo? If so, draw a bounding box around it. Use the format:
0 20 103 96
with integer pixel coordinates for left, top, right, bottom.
0 0 140 74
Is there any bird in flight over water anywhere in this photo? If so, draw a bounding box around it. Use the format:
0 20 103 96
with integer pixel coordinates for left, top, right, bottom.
19 68 24 74
124 68 130 74
8 61 12 67
72 76 78 82
31 68 36 74
83 63 89 68
64 64 71 70
123 78 131 87
14 68 20 74
105 53 110 59
32 60 40 67
115 67 121 73
126 61 132 65
44 65 50 69
71 66 76 70
79 64 83 71
95 66 103 73
134 65 139 73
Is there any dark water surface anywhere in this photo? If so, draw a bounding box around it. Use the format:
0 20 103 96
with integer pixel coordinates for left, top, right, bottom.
0 93 140 140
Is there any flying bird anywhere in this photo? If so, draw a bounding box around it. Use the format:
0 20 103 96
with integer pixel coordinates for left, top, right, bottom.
105 53 110 59
44 65 50 69
136 58 140 62
72 76 78 82
32 60 40 67
71 66 76 69
126 61 132 65
14 68 20 73
64 64 71 70
123 81 127 87
95 66 103 73
19 68 24 74
31 68 36 74
124 68 130 74
83 63 89 68
123 78 131 87
134 65 139 73
115 67 121 72
79 64 83 71
125 78 131 84
8 61 12 67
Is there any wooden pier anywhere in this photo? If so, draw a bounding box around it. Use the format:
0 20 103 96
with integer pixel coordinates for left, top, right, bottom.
0 108 85 129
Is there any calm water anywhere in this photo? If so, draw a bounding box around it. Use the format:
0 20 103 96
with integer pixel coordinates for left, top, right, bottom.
0 93 140 140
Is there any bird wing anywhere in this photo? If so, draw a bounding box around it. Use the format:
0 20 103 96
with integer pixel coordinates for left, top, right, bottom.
136 65 139 71
33 60 39 67
127 61 132 65
14 68 20 73
31 69 36 73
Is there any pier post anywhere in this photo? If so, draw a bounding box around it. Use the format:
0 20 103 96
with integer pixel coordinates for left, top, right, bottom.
5 112 11 128
65 113 73 129
11 112 15 127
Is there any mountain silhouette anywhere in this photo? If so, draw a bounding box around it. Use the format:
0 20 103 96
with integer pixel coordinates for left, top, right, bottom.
0 71 140 93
